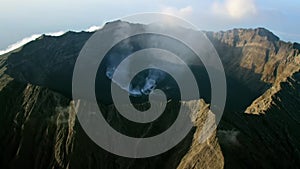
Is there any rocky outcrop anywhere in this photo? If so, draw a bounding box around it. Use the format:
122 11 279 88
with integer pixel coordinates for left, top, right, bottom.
177 100 224 169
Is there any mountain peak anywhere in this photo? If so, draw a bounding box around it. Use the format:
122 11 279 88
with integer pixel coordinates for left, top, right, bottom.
293 42 300 50
255 27 280 41
225 27 280 42
103 20 132 29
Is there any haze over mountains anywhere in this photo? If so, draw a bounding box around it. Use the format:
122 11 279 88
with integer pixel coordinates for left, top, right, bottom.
0 21 299 169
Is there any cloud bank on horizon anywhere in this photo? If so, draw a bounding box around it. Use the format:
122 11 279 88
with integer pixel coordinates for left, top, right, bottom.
0 26 101 55
1 0 299 54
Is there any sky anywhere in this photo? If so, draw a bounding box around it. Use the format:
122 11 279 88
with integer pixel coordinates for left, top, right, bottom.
1 0 300 53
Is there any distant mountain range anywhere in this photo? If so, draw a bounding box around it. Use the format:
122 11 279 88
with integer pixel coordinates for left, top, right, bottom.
0 21 299 169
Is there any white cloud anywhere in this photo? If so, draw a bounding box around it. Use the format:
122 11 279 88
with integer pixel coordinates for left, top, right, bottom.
0 34 42 55
85 25 102 32
0 25 102 55
161 6 193 18
212 0 257 19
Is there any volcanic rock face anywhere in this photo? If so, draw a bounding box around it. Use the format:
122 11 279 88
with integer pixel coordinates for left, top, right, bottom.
206 28 300 168
0 81 223 169
218 71 300 169
177 100 224 169
206 28 299 89
0 21 300 169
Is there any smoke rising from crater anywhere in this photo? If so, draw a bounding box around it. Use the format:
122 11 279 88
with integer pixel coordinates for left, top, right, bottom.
103 21 200 97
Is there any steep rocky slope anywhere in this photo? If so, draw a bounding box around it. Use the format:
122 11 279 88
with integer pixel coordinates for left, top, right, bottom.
218 70 300 169
207 28 300 168
0 81 223 169
245 56 300 114
0 21 300 169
